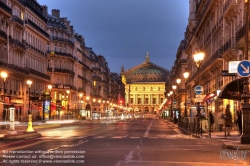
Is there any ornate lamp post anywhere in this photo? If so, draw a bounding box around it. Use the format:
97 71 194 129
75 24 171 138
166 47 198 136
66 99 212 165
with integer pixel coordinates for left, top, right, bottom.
193 50 204 135
79 93 83 118
172 85 177 123
47 84 52 119
183 71 189 117
1 71 7 103
167 93 170 118
193 50 205 117
176 78 181 125
170 90 173 120
66 90 70 118
26 80 34 132
241 0 250 144
1 71 7 129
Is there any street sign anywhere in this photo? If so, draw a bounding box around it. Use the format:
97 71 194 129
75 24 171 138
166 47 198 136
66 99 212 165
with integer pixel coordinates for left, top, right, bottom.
194 85 203 95
195 95 204 103
237 60 250 77
221 70 236 76
229 61 240 73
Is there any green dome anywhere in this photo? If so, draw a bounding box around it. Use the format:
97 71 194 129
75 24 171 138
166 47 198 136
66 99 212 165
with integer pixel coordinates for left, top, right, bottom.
132 66 165 75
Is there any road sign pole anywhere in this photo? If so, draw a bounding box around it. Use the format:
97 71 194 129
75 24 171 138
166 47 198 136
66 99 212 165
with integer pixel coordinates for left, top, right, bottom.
241 0 250 144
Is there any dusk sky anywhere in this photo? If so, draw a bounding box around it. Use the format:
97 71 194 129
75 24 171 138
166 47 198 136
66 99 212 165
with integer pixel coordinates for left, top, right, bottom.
37 0 189 73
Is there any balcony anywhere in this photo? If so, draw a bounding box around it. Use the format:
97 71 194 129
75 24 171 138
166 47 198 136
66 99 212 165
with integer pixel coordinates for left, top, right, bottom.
0 0 12 17
28 68 50 80
221 37 237 61
236 21 250 48
78 75 88 82
50 36 74 47
0 61 28 76
53 67 75 76
0 29 7 42
12 15 24 27
49 50 74 60
79 60 90 70
223 0 238 20
25 19 49 38
26 43 45 56
9 38 26 52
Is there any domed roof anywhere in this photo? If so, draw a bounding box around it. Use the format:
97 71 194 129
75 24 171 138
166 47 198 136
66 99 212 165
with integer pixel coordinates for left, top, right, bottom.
121 53 170 83
132 65 165 75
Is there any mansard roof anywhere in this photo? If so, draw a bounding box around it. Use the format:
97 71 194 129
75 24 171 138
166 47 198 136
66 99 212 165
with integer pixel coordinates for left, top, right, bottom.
121 53 170 83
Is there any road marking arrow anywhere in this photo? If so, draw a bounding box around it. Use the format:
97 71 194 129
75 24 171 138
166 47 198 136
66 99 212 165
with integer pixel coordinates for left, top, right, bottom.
241 64 249 73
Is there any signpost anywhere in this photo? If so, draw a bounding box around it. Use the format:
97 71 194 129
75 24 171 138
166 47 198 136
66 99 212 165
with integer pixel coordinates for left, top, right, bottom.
237 60 250 77
194 85 203 95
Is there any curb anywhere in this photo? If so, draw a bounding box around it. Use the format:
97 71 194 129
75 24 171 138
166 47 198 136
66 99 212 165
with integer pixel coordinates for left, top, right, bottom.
33 124 61 129
223 142 250 150
1 132 42 140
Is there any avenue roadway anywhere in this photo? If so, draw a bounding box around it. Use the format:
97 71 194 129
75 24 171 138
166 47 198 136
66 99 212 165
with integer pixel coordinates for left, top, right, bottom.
0 118 248 166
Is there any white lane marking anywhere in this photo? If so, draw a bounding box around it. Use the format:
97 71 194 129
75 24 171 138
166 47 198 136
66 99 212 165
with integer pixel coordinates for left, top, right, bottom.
149 137 158 139
130 137 140 139
143 121 153 137
94 136 106 138
112 136 124 138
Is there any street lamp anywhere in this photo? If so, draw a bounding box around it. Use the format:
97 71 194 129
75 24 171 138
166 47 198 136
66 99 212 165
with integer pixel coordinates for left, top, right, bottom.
193 50 204 135
193 50 205 117
79 93 83 118
1 71 7 102
172 85 177 123
176 78 181 124
241 0 250 144
170 90 173 120
47 84 52 119
1 71 7 129
66 90 70 118
26 80 34 132
183 71 190 117
98 99 101 114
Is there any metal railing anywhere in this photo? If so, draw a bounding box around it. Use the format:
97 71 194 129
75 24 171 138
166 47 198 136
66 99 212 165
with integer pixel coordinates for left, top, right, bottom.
178 117 208 136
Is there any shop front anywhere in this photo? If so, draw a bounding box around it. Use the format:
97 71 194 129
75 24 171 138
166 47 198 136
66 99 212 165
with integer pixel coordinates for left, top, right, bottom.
217 78 243 131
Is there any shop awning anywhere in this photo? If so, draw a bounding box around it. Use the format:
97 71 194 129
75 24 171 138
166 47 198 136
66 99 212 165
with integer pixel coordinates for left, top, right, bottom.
203 93 216 103
218 78 243 101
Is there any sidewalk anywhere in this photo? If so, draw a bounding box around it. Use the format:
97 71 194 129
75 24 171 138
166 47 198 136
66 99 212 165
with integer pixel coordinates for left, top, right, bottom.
165 119 250 150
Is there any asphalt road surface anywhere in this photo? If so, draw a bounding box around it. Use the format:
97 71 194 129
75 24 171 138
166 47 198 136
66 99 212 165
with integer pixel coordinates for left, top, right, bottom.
0 118 249 166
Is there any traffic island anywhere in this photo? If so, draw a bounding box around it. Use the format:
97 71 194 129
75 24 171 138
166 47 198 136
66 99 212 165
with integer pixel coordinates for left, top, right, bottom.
1 132 42 140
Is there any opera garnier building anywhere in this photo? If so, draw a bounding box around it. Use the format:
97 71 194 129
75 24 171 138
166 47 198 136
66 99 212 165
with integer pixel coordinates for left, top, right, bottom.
120 53 170 115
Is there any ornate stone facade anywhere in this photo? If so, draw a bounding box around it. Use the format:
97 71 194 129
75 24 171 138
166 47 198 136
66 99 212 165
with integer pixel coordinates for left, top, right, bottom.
121 53 170 114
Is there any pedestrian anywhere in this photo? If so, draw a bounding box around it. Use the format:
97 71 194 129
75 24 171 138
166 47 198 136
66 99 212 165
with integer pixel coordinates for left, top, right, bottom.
209 111 214 127
225 104 232 136
208 111 214 137
237 108 242 136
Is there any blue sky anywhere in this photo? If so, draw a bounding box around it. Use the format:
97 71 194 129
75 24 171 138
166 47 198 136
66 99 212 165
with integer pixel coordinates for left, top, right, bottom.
37 0 189 73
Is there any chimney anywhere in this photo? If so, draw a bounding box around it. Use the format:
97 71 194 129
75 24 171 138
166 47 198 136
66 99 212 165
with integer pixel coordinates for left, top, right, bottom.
41 5 48 17
70 25 74 33
52 9 60 18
